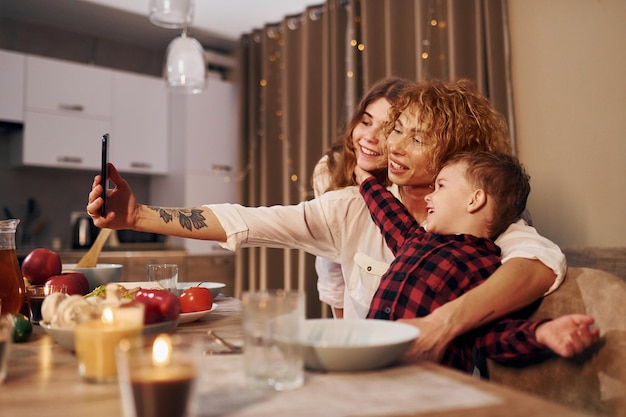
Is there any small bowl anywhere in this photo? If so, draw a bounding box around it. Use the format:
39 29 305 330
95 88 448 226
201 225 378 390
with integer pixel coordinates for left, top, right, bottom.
62 263 123 291
301 319 420 372
40 320 178 351
177 282 226 298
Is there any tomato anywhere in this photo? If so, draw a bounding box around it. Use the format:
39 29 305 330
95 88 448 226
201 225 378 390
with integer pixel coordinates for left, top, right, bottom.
179 287 214 313
11 313 33 343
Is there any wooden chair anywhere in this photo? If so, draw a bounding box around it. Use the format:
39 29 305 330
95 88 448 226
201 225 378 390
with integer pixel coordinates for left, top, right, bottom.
486 267 626 416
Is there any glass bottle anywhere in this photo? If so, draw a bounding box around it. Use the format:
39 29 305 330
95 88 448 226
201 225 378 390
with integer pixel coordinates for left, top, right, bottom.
0 219 25 314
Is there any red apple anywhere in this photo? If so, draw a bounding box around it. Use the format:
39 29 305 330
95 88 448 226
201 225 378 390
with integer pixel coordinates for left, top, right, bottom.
134 289 181 324
45 272 90 295
21 248 62 285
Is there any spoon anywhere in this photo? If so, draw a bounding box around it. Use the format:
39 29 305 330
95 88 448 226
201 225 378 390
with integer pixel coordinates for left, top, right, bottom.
205 330 243 354
75 228 112 268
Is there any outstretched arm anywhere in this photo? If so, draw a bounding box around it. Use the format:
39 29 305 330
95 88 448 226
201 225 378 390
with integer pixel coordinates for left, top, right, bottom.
86 163 227 241
473 314 598 363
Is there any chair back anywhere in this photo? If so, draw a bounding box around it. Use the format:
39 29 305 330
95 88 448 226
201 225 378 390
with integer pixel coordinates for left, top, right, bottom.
486 267 626 416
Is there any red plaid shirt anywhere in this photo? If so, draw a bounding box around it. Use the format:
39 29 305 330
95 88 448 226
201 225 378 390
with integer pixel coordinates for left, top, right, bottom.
361 178 549 372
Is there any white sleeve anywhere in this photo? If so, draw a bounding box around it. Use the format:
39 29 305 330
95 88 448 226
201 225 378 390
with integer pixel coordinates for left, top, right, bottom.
311 155 345 308
315 257 345 308
205 193 351 261
495 219 567 295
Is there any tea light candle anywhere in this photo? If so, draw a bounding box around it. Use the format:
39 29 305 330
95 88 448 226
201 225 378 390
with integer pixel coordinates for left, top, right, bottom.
75 304 144 383
124 335 198 417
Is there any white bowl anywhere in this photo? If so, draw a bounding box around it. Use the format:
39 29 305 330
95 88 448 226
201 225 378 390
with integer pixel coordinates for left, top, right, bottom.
301 319 420 372
177 281 226 298
40 320 178 351
62 263 124 291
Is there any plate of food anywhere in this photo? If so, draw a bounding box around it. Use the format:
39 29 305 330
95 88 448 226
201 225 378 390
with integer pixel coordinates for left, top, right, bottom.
40 319 178 351
177 303 218 325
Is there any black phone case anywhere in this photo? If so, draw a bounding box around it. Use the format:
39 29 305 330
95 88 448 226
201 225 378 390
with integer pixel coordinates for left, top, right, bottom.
100 133 109 216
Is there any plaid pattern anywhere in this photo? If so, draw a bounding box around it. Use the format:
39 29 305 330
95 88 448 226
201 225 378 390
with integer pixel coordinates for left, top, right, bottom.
361 178 548 372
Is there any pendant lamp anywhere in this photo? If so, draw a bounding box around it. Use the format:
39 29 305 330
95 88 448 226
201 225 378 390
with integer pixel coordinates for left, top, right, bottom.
164 30 206 94
149 0 194 29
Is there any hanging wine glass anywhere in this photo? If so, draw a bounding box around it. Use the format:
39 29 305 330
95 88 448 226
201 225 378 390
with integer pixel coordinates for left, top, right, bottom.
149 0 194 29
164 30 206 94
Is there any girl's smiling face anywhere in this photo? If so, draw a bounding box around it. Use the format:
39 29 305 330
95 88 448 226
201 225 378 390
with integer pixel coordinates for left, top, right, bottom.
352 98 390 172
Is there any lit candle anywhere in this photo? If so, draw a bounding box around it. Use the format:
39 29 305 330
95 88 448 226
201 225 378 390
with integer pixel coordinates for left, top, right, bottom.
75 303 144 383
123 334 199 417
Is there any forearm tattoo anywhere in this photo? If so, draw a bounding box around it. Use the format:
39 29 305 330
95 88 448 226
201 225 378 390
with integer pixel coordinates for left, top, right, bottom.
148 206 208 231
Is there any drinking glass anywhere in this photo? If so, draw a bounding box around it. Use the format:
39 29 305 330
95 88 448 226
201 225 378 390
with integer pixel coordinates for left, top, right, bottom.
241 290 305 391
147 264 179 294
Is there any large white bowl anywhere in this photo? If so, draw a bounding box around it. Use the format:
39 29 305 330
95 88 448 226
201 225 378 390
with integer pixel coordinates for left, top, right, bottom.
40 320 178 351
62 263 123 291
301 319 420 372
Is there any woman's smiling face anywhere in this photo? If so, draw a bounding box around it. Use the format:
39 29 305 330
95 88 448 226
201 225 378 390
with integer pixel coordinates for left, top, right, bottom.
352 98 390 172
385 110 433 188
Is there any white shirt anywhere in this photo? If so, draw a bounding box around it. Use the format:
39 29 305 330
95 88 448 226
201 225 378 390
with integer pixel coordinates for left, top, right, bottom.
208 186 566 319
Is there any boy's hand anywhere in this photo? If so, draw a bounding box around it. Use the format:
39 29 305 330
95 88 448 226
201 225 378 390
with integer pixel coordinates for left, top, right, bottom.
535 314 600 357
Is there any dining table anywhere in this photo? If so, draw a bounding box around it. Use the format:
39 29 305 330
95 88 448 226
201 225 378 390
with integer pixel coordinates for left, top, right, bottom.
0 295 596 417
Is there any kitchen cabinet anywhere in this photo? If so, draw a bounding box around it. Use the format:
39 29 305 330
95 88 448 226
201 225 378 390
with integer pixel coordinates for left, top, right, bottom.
184 79 239 174
185 254 235 295
15 111 109 169
0 49 25 123
111 71 168 174
11 54 168 174
151 79 239 255
14 55 113 170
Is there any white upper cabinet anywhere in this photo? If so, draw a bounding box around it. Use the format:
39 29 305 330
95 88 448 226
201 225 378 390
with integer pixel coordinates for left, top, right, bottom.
25 55 113 118
17 55 113 170
111 71 168 174
0 50 25 123
11 53 168 174
184 79 239 174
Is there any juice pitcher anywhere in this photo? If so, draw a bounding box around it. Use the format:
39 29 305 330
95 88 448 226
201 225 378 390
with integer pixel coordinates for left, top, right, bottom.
0 219 25 314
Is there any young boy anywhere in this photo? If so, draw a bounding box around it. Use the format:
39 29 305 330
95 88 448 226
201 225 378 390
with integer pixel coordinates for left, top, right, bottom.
358 151 598 372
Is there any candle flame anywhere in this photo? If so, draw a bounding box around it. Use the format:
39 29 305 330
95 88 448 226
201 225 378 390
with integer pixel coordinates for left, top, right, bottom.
101 307 114 324
152 334 172 366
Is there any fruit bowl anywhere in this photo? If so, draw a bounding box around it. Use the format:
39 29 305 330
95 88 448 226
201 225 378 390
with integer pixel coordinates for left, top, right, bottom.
40 319 177 351
62 263 123 291
301 319 420 372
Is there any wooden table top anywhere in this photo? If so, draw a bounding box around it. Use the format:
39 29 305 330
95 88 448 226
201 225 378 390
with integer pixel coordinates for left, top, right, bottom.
0 296 595 417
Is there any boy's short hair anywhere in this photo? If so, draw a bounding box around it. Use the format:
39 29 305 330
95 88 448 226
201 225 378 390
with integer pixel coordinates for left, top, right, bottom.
443 152 531 238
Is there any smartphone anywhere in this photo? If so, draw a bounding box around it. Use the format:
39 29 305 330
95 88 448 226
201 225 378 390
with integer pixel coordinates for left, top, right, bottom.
100 133 109 217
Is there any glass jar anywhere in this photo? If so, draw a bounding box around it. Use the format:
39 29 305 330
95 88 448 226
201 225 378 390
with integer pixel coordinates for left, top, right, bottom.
0 219 25 314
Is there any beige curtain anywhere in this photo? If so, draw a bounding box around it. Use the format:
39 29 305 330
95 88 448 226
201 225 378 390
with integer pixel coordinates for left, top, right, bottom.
235 0 513 318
